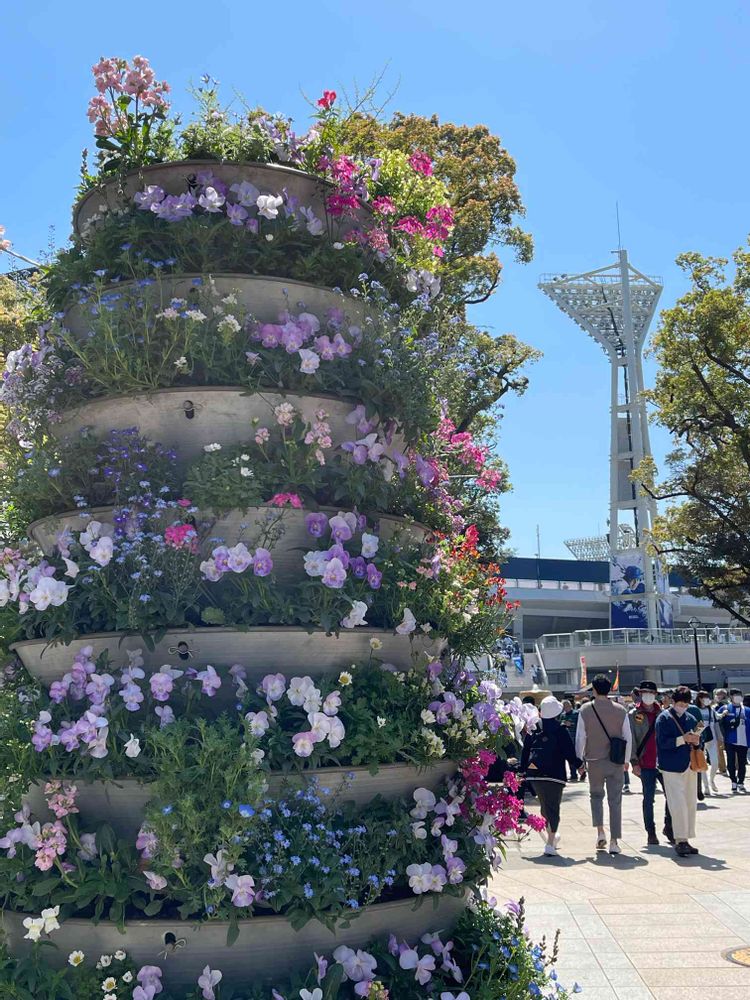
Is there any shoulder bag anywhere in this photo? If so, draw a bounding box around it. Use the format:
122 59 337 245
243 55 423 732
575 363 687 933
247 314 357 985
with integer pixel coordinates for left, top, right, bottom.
672 710 707 772
591 703 627 765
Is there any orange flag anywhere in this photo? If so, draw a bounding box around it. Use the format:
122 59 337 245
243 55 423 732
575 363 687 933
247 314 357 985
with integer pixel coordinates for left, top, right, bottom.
612 666 620 692
579 654 587 689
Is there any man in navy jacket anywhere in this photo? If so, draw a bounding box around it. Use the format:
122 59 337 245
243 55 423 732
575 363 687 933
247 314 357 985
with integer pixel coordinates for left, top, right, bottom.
656 686 701 858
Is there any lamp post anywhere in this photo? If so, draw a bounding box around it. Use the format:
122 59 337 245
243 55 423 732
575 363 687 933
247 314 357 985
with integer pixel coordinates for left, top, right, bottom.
688 616 703 690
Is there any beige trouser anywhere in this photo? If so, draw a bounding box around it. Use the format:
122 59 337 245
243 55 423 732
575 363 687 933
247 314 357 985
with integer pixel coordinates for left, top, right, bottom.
586 758 623 839
662 768 697 841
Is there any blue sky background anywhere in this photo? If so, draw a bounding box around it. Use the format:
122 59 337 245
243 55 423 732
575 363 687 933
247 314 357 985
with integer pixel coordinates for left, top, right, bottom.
2 1 748 558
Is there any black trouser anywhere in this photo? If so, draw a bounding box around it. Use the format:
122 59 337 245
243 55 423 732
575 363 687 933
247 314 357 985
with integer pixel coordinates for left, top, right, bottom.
639 767 672 834
726 744 748 784
535 781 564 833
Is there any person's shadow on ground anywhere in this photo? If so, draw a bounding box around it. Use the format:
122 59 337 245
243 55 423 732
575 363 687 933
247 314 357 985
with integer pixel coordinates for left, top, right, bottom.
526 855 589 868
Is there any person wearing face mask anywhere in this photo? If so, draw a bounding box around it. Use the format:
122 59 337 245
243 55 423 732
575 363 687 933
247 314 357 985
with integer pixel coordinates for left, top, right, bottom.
713 689 730 775
629 681 673 845
696 690 720 795
655 686 701 857
716 689 750 792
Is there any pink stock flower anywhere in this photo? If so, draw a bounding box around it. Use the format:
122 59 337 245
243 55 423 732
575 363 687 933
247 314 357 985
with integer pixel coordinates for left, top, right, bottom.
269 493 303 508
408 151 434 176
164 523 198 552
317 90 337 109
372 196 397 216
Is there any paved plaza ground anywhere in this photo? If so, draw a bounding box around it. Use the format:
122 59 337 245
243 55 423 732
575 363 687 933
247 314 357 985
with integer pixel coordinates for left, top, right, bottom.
489 771 750 999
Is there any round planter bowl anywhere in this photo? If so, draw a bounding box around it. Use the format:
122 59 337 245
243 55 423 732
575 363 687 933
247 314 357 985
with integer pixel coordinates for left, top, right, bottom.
28 504 427 563
74 159 371 239
24 762 458 840
53 388 383 465
11 627 445 688
62 274 369 339
1 892 468 988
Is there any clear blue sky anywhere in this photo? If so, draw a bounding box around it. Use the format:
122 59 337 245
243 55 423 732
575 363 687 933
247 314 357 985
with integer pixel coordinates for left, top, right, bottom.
2 1 748 558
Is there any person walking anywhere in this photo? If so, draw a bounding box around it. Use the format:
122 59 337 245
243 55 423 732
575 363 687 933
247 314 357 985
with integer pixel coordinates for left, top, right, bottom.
716 690 750 792
559 699 579 781
696 690 720 795
629 681 673 845
520 696 581 857
575 674 631 855
656 686 701 857
713 688 729 775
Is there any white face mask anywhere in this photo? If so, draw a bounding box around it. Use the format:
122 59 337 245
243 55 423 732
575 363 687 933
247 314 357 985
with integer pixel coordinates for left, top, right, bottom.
733 696 743 706
641 693 656 706
700 698 710 707
673 704 688 716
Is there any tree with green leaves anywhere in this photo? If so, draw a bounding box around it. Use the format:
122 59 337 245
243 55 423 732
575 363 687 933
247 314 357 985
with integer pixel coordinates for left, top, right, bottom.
639 246 750 624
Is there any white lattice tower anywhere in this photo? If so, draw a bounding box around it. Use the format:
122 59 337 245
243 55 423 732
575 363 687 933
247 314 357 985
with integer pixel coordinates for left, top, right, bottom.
540 250 663 627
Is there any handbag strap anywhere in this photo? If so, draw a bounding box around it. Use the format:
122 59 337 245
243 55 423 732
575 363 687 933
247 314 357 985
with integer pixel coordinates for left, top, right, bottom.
590 702 613 746
636 712 658 759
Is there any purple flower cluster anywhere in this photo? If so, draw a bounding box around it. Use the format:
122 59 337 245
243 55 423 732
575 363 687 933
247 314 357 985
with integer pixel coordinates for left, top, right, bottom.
251 306 357 376
303 511 382 598
199 542 273 582
133 170 327 237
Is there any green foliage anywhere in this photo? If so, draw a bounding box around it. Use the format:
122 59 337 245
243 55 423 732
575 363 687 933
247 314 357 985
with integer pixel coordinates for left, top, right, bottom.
639 247 750 623
45 212 403 311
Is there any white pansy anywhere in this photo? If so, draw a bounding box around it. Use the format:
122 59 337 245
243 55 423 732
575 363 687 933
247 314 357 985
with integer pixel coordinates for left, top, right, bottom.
341 601 368 629
361 533 379 558
256 194 284 219
124 734 141 758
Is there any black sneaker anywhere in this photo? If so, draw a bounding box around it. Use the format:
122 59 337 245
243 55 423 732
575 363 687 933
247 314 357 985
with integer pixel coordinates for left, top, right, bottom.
675 842 692 857
686 843 699 854
663 825 676 845
647 831 659 846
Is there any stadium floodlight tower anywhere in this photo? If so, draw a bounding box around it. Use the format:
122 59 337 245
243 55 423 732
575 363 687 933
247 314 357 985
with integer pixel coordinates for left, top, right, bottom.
539 250 665 630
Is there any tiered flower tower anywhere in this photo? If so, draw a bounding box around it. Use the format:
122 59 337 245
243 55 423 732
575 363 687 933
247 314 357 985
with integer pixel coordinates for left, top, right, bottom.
0 63 561 999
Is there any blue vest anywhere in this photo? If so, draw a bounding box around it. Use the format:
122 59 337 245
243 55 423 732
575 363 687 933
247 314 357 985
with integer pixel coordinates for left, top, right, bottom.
655 708 692 773
720 704 750 746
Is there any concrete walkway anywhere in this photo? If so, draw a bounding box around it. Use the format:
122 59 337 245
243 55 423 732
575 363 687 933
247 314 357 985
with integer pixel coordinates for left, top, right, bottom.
489 770 750 999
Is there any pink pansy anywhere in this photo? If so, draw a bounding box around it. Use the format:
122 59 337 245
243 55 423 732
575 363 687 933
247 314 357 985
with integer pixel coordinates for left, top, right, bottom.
292 732 315 758
321 557 347 589
198 965 223 1000
399 948 436 985
225 873 256 907
260 673 286 702
196 665 221 697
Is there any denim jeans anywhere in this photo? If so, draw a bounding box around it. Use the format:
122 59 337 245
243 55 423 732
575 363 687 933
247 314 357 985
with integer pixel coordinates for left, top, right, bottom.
639 767 672 834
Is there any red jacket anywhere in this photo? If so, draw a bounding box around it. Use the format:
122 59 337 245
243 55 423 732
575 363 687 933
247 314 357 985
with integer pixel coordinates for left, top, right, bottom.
629 701 661 769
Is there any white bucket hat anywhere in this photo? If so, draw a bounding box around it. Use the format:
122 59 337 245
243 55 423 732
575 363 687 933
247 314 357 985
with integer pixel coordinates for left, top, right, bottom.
540 695 564 720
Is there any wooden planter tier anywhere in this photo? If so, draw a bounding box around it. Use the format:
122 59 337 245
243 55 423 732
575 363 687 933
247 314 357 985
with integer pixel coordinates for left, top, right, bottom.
11 626 445 687
1 892 468 988
24 761 458 839
62 273 369 337
28 504 428 564
74 159 371 238
53 387 392 465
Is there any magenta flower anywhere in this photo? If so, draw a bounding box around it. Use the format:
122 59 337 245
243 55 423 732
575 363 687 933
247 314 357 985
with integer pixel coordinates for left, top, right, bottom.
408 151 434 176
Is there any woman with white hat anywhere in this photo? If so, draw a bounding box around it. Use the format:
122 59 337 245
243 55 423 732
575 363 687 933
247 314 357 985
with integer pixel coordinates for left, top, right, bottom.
520 695 582 856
